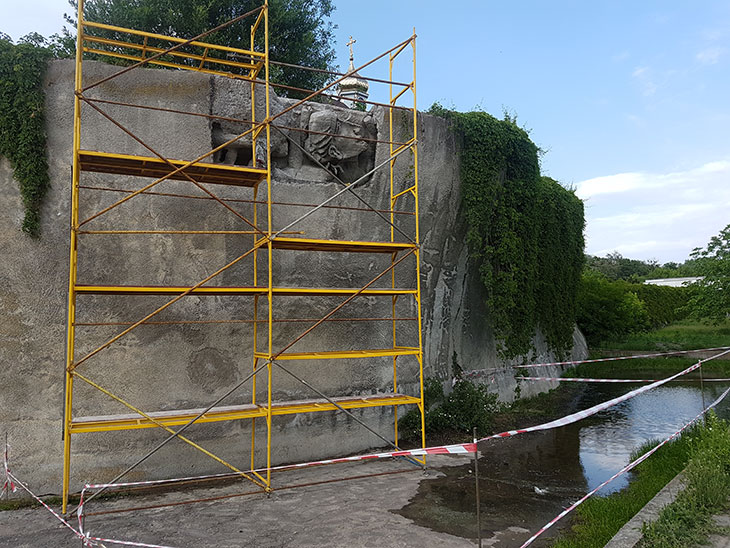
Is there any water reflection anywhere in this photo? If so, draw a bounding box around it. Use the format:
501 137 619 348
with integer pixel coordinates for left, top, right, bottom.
579 383 730 493
397 381 730 546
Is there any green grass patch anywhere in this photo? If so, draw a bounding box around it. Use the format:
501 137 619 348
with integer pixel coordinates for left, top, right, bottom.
551 416 722 548
568 356 730 380
639 411 730 547
0 494 68 512
599 320 730 352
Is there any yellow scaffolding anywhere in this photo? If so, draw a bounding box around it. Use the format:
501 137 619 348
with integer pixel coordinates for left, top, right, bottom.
63 0 423 514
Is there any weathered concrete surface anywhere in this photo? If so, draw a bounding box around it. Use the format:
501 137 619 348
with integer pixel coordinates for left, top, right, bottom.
0 453 569 547
709 512 730 548
0 456 477 548
0 59 587 498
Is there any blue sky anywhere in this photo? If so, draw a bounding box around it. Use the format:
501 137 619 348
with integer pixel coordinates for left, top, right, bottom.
5 1 729 263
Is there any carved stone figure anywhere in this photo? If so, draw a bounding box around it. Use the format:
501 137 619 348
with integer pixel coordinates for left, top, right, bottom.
302 108 376 182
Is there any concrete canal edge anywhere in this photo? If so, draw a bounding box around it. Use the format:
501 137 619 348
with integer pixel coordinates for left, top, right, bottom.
604 472 686 548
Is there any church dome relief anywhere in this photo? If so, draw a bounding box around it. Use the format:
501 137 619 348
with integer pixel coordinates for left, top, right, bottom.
338 36 369 109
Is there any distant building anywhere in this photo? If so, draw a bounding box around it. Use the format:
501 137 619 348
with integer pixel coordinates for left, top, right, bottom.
643 277 704 287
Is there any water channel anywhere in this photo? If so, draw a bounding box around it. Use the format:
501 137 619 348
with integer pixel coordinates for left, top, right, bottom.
397 381 730 547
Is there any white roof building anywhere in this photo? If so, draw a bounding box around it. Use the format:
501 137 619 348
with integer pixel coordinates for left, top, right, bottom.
643 277 704 287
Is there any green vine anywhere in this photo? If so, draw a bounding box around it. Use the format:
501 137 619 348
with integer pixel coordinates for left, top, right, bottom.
0 34 53 238
429 104 585 358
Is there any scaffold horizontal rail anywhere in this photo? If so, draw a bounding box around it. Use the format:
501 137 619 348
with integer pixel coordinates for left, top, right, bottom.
75 285 263 296
255 347 420 360
78 150 267 187
83 34 263 74
268 237 417 253
74 285 417 297
69 393 420 433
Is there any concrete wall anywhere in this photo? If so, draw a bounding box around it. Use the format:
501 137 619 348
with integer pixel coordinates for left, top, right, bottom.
0 60 586 496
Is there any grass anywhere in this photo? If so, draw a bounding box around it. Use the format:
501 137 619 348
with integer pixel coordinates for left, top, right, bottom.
640 411 730 547
598 320 730 352
0 495 67 512
550 415 726 548
569 356 730 380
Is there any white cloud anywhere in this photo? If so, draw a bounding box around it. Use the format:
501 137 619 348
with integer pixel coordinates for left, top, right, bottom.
578 160 730 262
576 172 646 199
625 114 645 128
696 47 726 65
631 66 658 96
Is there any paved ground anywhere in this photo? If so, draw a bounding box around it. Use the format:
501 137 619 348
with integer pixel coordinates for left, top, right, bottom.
0 455 491 548
710 512 730 548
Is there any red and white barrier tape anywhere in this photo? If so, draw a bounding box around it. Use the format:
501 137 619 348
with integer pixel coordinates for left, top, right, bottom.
462 345 730 378
2 441 16 496
78 441 476 543
5 471 95 547
79 483 178 547
85 536 176 548
81 351 729 499
516 376 730 383
73 349 728 547
519 385 730 548
82 442 477 492
478 350 730 443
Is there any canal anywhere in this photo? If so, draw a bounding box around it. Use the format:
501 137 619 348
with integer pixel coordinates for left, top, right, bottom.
397 381 730 546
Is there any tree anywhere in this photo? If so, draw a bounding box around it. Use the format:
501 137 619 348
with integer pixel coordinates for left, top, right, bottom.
686 224 730 324
54 0 337 93
576 271 650 345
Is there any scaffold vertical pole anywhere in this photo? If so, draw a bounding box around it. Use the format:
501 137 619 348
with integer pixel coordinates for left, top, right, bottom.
264 1 273 490
474 427 482 548
251 182 259 472
411 30 427 460
62 0 85 515
389 49 399 446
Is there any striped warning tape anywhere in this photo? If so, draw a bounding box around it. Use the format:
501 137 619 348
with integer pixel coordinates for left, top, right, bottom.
5 471 95 547
74 349 730 547
2 442 15 496
462 345 730 378
84 536 176 548
478 350 730 442
81 351 729 498
82 442 477 492
77 494 178 548
77 441 477 541
519 385 730 548
516 376 730 383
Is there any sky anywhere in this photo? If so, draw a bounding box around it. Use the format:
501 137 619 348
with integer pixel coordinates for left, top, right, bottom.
4 0 730 263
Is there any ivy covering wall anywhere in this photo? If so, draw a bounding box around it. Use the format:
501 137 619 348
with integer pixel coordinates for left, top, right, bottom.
429 104 585 358
0 35 52 238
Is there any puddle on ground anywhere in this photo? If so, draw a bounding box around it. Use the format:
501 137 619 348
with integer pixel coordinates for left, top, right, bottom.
397 382 730 547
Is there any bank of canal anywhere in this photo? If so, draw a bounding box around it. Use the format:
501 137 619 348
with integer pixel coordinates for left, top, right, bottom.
397 381 730 547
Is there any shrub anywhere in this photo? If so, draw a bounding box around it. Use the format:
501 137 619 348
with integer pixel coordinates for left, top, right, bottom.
576 271 691 345
398 378 501 442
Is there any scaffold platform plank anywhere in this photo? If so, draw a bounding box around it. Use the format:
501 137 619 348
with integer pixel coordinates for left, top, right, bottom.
268 237 417 253
78 150 267 187
74 285 417 296
69 394 421 433
255 347 420 360
74 285 263 296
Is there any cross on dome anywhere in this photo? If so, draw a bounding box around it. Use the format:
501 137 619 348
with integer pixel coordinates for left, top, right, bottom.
339 35 368 108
